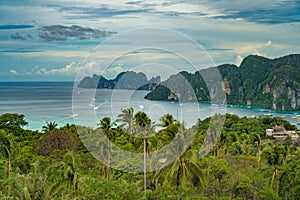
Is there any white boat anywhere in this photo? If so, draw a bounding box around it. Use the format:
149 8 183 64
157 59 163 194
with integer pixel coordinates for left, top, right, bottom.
262 113 273 116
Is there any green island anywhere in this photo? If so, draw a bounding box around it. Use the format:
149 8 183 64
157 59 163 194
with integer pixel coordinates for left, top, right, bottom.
145 54 300 111
1 111 300 199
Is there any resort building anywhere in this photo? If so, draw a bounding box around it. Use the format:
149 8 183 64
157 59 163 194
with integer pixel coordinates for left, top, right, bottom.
266 126 299 145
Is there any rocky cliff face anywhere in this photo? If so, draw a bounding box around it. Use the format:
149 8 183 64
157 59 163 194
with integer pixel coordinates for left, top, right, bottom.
145 54 300 111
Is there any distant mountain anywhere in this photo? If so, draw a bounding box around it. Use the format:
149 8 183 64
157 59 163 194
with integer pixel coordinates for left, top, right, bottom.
78 71 161 90
145 54 300 111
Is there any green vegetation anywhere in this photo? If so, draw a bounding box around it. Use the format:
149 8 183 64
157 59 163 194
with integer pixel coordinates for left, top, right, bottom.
1 112 300 199
145 54 300 111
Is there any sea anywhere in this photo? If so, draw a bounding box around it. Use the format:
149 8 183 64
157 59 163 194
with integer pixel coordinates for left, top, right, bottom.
1 82 300 131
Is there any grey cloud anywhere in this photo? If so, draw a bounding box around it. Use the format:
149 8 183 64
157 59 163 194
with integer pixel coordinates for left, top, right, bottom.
39 25 116 42
125 1 143 5
46 4 150 19
10 32 26 40
209 0 300 24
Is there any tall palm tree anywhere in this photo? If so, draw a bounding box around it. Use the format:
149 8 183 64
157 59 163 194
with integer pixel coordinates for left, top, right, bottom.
98 117 116 180
134 111 151 191
261 141 287 192
249 133 261 166
42 121 58 133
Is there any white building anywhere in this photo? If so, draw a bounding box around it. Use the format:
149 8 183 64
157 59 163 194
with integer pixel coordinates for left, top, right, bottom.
265 126 299 145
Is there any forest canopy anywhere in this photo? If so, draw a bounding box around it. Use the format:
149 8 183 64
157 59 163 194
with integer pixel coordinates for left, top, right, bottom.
0 111 299 199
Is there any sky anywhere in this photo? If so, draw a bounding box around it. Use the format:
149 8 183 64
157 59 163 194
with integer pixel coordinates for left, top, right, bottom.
0 0 300 81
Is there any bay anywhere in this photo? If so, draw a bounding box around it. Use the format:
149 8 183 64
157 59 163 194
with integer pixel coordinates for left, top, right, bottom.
0 82 299 131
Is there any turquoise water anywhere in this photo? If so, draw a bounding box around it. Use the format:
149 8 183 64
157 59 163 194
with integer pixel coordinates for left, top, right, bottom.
1 82 299 130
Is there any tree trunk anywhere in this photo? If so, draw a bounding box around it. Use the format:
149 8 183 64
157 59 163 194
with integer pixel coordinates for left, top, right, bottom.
105 139 110 180
143 135 147 191
257 147 261 168
6 158 11 176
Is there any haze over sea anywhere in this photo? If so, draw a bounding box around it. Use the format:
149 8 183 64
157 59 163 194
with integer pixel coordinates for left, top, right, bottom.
1 82 299 131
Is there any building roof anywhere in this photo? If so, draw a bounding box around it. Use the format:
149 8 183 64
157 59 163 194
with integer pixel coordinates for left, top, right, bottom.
273 126 286 132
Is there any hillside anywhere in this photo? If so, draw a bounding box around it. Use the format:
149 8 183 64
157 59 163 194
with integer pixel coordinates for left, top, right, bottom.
145 54 300 111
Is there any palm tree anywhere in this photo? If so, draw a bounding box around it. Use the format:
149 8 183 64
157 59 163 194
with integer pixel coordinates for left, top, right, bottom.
98 117 116 180
1 171 26 199
44 161 66 198
239 133 252 155
155 125 204 187
249 133 261 166
159 114 175 127
23 160 47 200
134 111 151 191
117 108 135 135
221 131 238 152
0 129 12 177
157 120 180 149
261 141 287 192
228 141 243 155
0 159 43 199
43 152 80 199
42 121 58 133
63 151 80 192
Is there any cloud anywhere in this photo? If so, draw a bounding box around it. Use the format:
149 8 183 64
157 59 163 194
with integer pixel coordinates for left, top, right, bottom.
151 2 225 17
211 0 300 24
46 2 151 19
21 62 79 76
39 25 116 41
43 62 79 75
10 32 27 40
49 0 300 24
106 64 125 75
235 55 244 66
9 69 18 75
77 62 124 80
77 61 102 80
231 40 284 56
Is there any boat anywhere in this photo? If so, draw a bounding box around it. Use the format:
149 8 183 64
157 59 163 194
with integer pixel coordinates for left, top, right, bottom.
262 113 273 116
